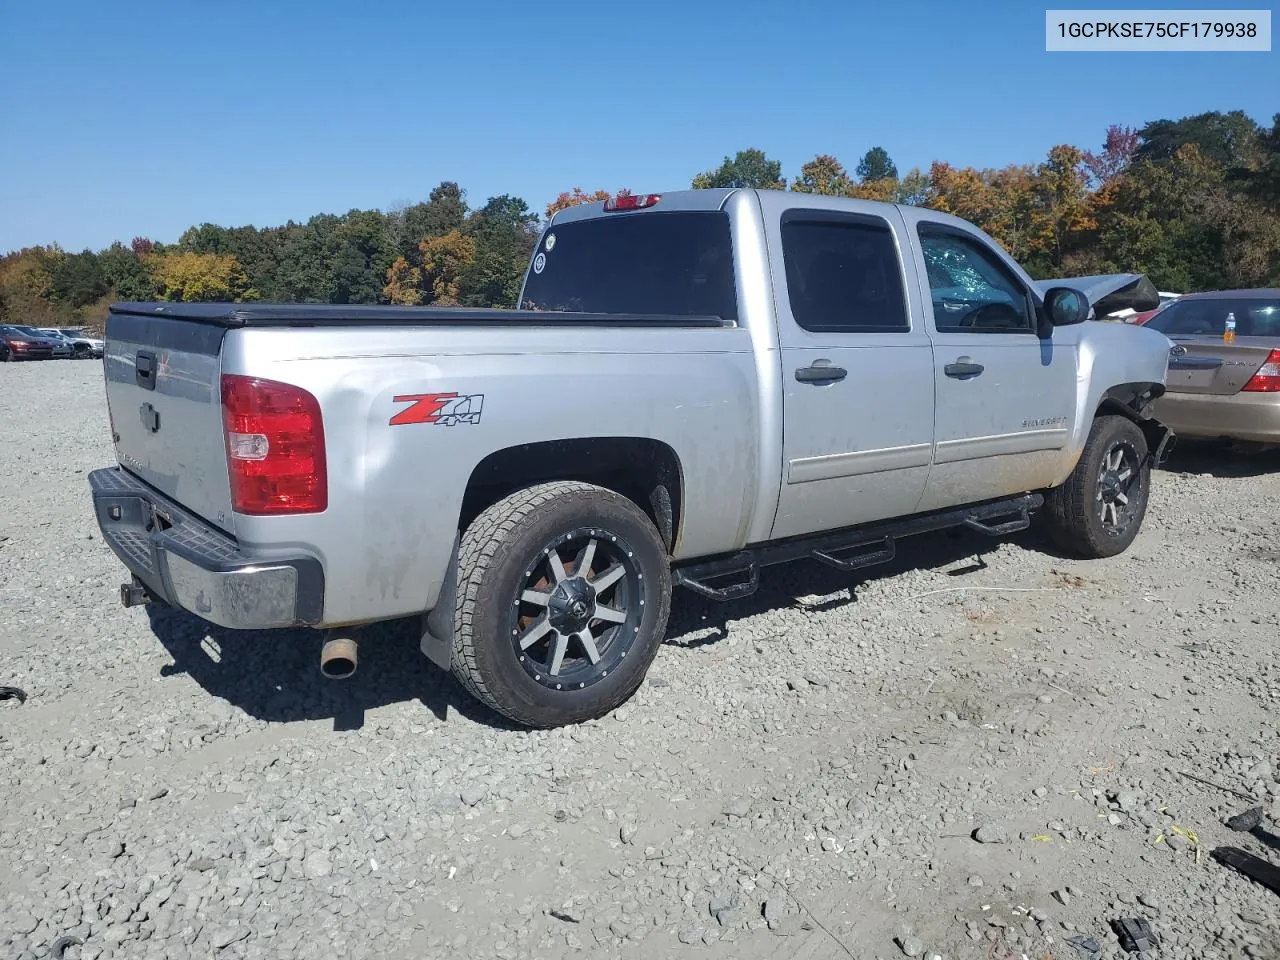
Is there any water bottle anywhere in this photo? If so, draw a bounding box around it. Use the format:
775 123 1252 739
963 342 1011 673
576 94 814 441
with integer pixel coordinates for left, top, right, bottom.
1224 312 1237 344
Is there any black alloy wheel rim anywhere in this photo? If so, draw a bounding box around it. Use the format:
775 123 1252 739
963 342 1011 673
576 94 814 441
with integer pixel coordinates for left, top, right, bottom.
509 527 645 690
1097 440 1142 536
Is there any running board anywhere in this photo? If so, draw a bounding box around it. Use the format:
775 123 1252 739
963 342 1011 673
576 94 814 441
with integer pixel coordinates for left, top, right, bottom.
811 537 896 572
672 493 1043 603
963 507 1032 537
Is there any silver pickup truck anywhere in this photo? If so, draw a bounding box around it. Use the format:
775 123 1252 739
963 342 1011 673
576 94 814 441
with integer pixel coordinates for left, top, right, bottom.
90 188 1175 727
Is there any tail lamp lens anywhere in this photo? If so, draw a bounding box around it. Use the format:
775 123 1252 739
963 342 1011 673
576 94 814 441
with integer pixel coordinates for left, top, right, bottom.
1242 350 1280 393
220 374 327 515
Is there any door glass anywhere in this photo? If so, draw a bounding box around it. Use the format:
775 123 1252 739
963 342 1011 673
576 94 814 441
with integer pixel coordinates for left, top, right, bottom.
918 227 1034 333
781 216 909 333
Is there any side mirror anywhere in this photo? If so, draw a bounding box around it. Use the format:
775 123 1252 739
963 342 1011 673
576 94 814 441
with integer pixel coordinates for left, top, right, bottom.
1043 286 1090 328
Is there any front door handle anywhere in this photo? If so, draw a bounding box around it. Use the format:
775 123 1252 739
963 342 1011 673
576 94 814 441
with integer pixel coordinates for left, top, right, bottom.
944 358 984 380
795 363 848 385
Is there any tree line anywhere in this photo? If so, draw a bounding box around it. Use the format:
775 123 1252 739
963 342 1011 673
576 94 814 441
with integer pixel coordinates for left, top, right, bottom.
2 109 1276 335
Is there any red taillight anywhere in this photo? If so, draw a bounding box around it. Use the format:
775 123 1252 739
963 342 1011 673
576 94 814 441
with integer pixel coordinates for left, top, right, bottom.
220 373 327 515
1242 349 1280 393
603 193 660 211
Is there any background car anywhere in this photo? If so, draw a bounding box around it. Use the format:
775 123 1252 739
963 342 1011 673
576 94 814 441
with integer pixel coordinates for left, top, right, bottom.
41 327 103 358
1146 289 1280 451
9 325 71 358
0 324 57 361
63 327 105 358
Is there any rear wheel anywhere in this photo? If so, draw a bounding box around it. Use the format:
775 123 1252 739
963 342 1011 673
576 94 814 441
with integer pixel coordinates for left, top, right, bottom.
1040 414 1151 559
451 481 672 727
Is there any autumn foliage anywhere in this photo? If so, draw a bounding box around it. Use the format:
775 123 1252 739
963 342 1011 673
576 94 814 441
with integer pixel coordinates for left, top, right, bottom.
545 188 632 218
2 109 1278 335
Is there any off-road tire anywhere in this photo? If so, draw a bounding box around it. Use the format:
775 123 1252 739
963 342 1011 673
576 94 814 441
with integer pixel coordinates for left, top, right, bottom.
451 481 672 727
1040 414 1150 559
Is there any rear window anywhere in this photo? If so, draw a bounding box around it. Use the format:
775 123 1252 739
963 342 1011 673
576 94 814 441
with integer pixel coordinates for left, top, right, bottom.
520 211 737 321
1147 297 1280 337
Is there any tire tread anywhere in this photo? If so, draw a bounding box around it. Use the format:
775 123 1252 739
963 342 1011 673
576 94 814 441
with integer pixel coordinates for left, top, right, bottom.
1041 415 1149 559
451 481 669 726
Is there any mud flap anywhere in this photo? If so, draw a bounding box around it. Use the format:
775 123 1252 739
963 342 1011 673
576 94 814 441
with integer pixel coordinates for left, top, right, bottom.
1148 419 1176 466
419 533 460 672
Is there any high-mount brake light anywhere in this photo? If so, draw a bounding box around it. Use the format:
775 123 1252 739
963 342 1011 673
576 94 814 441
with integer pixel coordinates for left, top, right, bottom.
603 193 661 211
220 374 328 515
1242 349 1280 393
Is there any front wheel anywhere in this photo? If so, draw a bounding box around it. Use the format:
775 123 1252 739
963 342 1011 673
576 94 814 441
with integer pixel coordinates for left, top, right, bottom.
1039 415 1151 559
451 481 672 727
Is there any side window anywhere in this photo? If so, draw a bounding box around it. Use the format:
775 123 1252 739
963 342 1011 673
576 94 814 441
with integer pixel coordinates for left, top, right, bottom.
918 225 1035 334
781 214 909 333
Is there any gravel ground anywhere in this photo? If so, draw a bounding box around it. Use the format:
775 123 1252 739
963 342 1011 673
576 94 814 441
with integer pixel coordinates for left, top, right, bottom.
2 359 1279 960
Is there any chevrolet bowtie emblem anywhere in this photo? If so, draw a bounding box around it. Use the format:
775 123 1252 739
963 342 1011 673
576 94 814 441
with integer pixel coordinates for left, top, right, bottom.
140 402 160 433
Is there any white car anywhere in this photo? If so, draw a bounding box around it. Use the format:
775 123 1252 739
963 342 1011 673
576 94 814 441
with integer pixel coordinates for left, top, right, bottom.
41 327 104 359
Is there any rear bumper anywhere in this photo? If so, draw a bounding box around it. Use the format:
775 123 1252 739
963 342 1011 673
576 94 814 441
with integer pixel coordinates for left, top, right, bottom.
89 466 324 629
1152 390 1280 444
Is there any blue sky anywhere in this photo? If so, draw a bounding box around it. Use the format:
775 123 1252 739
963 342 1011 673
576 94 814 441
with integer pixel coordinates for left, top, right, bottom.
1 0 1276 252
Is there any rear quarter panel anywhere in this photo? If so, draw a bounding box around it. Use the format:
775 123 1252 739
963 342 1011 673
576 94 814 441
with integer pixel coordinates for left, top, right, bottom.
222 324 758 625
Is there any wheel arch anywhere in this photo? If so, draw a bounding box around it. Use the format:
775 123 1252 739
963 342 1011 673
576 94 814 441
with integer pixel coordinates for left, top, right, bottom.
1094 381 1174 464
458 437 685 555
424 441 684 675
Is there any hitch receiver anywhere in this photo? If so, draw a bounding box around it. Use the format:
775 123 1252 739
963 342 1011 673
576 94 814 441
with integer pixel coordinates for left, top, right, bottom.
119 577 156 608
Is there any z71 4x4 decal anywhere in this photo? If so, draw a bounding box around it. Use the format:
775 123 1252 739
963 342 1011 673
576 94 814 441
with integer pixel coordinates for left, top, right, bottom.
390 392 484 426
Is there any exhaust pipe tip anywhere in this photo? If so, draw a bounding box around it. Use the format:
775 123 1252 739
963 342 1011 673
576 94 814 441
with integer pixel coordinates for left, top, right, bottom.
320 635 358 680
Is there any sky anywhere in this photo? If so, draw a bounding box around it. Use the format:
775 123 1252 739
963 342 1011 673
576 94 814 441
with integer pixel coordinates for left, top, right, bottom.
1 0 1276 253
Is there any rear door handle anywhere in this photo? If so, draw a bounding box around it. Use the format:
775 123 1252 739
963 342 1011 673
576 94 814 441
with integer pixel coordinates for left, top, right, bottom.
795 364 848 385
944 358 984 380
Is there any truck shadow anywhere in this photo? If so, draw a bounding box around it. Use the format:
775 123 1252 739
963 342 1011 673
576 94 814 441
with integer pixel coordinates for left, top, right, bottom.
145 524 1048 732
1156 439 1280 479
145 605 520 733
663 524 1023 646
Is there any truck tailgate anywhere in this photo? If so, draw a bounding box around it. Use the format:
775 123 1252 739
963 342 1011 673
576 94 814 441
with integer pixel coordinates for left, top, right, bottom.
104 313 237 533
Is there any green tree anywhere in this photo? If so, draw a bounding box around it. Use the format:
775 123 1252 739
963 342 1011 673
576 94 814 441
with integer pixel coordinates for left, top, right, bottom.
1090 144 1280 291
893 168 932 206
98 242 156 300
1249 112 1280 207
692 148 785 189
330 209 395 304
1135 110 1262 172
48 250 108 308
856 146 898 182
179 223 287 300
791 155 853 196
392 181 468 261
458 195 538 308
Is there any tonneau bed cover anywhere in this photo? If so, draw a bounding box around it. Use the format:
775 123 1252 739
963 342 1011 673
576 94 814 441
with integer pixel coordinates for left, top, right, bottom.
107 302 731 328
